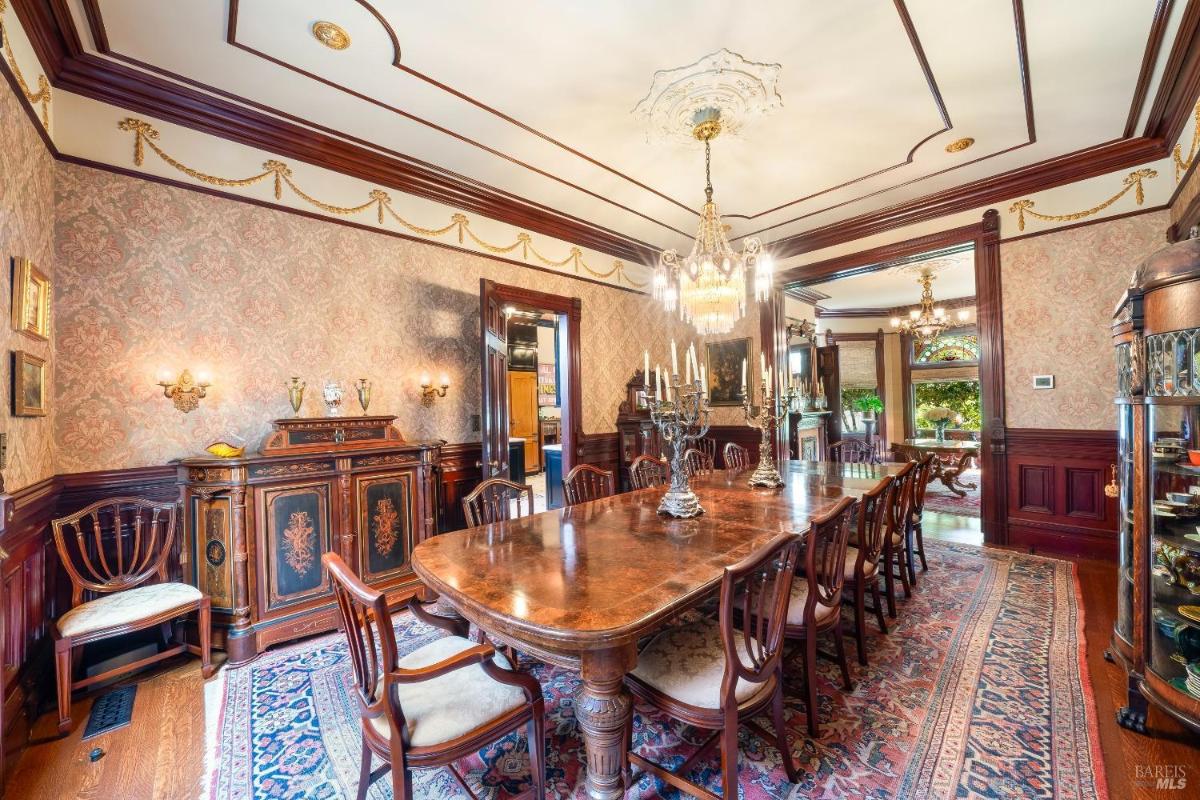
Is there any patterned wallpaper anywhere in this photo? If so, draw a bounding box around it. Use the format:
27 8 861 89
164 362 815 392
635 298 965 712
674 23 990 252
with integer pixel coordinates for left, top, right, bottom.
1001 211 1168 429
0 72 55 491
53 162 756 474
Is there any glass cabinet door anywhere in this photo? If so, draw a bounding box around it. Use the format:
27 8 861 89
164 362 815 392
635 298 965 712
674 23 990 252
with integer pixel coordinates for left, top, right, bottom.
1115 402 1135 646
1147 402 1200 697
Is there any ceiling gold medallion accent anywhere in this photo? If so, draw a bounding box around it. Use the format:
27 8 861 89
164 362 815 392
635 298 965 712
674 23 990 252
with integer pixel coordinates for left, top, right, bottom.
311 21 351 51
945 137 975 153
115 118 646 289
1008 168 1158 232
0 0 51 127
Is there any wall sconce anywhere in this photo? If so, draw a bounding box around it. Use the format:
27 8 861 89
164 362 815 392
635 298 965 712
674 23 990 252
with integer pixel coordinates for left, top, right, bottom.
157 368 211 413
420 372 450 407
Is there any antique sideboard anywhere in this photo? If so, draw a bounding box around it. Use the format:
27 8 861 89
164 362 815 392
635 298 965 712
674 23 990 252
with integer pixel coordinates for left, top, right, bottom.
176 416 441 663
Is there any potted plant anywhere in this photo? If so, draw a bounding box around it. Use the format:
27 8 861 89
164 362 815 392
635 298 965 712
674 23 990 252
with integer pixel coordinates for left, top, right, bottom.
853 393 884 421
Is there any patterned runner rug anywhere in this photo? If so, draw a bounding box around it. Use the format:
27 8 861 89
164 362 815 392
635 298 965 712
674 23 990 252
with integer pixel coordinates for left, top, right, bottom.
207 540 1106 799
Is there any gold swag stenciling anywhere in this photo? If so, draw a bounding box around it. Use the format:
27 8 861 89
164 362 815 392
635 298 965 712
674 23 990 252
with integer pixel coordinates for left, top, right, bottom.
0 0 51 127
116 118 648 289
1174 101 1200 182
1008 168 1158 232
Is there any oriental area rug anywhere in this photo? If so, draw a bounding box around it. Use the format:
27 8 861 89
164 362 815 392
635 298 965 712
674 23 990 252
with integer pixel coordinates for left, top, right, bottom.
206 541 1106 799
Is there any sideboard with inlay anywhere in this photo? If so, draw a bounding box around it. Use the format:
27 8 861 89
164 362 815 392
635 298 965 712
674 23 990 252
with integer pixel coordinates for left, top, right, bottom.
176 420 441 663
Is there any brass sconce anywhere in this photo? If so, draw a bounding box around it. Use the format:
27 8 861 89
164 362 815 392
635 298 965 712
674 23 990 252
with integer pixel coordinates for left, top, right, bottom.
157 369 211 413
419 372 450 407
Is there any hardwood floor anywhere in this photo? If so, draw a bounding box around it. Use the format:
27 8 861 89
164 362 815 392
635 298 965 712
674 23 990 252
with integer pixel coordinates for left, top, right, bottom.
6 512 1198 799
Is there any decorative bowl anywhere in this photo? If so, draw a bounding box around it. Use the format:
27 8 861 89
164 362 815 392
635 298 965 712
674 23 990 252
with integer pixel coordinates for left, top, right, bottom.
205 441 246 458
1189 450 1200 466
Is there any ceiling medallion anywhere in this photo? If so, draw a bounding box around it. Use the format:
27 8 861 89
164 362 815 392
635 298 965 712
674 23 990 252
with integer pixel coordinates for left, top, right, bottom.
652 107 773 336
311 21 351 51
633 49 783 144
945 137 975 153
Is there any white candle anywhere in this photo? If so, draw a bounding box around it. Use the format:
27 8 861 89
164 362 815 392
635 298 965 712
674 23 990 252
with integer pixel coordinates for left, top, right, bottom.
685 348 693 384
688 342 698 380
767 366 773 398
760 352 767 381
643 350 649 388
700 364 707 393
741 358 747 394
671 339 679 376
655 364 662 399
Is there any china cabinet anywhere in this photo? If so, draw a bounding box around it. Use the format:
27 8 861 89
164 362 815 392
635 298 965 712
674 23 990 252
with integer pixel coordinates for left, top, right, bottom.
615 371 663 492
1109 233 1200 734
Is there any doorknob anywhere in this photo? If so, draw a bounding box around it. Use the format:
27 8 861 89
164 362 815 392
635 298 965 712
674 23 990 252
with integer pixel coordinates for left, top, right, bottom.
475 459 501 472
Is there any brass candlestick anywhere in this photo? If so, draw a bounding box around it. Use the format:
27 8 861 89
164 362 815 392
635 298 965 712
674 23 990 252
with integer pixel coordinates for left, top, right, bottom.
287 377 305 416
647 373 711 518
741 380 798 488
355 378 372 415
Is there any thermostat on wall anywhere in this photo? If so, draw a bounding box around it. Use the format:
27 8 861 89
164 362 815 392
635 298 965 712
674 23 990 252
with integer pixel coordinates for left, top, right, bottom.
1032 375 1054 389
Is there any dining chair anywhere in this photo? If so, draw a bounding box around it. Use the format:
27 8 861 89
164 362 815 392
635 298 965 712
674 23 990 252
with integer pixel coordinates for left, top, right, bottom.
880 461 917 616
50 497 213 734
784 495 856 737
905 454 935 584
827 439 878 464
629 454 668 489
462 477 534 527
683 448 715 477
324 553 545 800
723 442 750 471
697 436 718 465
624 532 802 798
842 475 894 667
563 463 615 506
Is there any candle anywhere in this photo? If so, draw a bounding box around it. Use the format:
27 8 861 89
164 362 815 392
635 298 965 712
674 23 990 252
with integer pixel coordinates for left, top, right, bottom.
671 339 679 376
655 364 662 400
643 350 650 388
688 342 698 380
767 366 773 398
741 358 747 395
685 348 693 384
760 352 767 381
700 364 707 393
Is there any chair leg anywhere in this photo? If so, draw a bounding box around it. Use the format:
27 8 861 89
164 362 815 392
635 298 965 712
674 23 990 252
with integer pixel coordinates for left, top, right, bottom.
904 521 918 587
719 709 740 799
833 621 853 692
55 640 73 736
528 714 546 799
853 579 868 667
915 519 928 572
771 677 799 784
870 580 888 635
804 633 819 738
357 741 372 800
199 599 215 679
897 543 913 599
390 765 413 800
882 552 898 618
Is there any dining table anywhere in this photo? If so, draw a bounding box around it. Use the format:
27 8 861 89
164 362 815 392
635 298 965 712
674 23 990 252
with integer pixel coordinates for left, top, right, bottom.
892 438 980 497
411 459 904 799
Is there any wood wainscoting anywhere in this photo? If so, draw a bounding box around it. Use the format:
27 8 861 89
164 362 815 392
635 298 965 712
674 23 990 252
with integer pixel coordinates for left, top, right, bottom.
1004 428 1118 559
437 442 483 534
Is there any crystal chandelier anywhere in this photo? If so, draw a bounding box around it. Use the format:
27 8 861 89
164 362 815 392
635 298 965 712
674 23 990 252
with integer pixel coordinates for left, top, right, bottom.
889 267 971 347
652 109 773 336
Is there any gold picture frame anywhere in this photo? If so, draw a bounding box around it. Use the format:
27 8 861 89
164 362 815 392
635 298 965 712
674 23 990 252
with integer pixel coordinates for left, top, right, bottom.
12 350 47 417
11 257 50 341
706 337 752 406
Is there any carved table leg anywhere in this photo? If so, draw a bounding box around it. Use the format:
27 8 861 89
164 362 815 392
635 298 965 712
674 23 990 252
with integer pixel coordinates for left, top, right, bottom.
577 646 638 800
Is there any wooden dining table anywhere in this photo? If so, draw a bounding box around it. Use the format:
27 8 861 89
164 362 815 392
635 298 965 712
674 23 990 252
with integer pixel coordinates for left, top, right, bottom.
411 459 905 799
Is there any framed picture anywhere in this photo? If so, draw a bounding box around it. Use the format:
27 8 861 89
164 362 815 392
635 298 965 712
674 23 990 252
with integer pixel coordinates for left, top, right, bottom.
706 337 751 406
12 350 47 416
11 257 50 341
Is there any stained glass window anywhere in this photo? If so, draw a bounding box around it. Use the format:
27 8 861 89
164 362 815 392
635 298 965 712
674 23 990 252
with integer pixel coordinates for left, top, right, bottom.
913 333 980 364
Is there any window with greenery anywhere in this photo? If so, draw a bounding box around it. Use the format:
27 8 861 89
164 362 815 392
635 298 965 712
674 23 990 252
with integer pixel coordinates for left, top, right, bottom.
842 388 883 432
914 380 981 431
912 333 979 364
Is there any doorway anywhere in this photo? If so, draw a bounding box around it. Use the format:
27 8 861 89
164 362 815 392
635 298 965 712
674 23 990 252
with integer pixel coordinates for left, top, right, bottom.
479 280 581 513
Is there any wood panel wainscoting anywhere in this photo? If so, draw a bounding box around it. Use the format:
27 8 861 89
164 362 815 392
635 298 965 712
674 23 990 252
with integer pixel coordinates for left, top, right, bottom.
1005 428 1118 559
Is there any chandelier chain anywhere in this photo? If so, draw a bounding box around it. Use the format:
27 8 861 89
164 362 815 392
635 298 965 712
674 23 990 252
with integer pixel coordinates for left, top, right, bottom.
704 138 713 202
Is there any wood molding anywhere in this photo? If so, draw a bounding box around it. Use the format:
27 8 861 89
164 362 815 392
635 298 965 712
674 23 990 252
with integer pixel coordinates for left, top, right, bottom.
1004 203 1170 244
1125 0 1176 138
816 295 976 320
1143 0 1200 143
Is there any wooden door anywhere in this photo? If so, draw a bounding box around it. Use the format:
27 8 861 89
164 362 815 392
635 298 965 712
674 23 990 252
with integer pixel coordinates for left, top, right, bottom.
480 280 510 480
818 344 842 443
509 371 540 471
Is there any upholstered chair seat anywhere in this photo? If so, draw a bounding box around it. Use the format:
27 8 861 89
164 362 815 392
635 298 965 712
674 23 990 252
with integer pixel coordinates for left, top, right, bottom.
57 582 202 639
785 581 840 627
630 619 772 710
843 546 878 582
367 636 527 748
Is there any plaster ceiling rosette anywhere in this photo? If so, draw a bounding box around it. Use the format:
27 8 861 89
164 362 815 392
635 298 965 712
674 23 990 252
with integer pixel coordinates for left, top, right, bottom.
632 48 783 143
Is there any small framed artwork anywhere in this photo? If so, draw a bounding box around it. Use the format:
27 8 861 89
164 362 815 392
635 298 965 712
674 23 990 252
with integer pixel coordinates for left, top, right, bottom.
706 337 752 406
12 350 47 416
1032 375 1055 389
11 257 50 341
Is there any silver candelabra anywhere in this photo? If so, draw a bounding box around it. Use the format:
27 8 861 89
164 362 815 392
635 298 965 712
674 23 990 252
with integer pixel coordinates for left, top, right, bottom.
647 372 711 518
741 380 798 488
